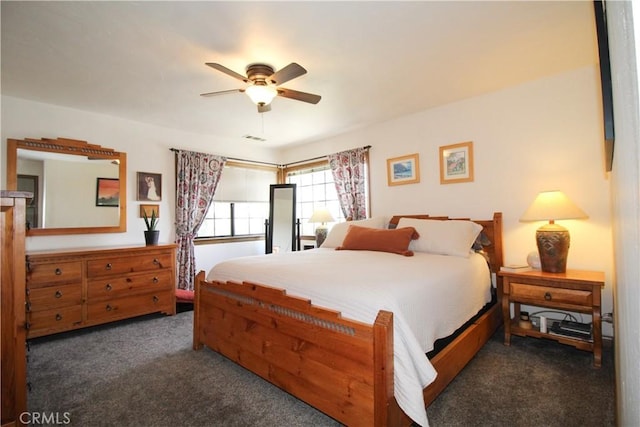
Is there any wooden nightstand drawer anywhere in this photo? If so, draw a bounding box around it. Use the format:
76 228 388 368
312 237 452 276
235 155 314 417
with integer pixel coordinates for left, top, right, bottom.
511 282 592 307
499 269 605 367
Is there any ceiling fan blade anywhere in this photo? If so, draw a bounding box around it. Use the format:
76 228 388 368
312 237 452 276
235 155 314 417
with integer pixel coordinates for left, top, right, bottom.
268 63 307 85
257 104 271 113
277 87 321 104
200 88 243 97
205 63 249 83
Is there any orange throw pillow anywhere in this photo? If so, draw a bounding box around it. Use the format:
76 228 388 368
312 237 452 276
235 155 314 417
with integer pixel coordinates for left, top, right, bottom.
336 225 420 256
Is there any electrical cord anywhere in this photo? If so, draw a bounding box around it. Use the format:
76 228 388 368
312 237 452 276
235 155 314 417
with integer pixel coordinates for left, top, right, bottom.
528 310 586 324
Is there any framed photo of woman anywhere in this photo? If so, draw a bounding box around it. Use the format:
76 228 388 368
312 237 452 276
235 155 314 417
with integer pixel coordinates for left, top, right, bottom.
136 172 162 201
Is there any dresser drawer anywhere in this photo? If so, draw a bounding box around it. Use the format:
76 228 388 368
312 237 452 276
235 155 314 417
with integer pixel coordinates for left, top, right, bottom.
27 305 83 337
86 253 173 278
510 282 592 307
25 244 176 338
87 291 173 323
87 270 173 299
27 283 82 312
27 261 82 287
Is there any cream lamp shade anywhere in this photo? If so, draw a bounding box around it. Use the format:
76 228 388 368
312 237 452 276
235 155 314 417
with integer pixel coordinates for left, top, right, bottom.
309 208 335 225
520 191 588 273
309 208 335 247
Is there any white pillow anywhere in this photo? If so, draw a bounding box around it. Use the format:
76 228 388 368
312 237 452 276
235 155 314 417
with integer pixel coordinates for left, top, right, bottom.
396 218 482 258
320 217 386 248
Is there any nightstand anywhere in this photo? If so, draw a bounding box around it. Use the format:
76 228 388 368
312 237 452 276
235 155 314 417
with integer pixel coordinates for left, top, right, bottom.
499 269 605 367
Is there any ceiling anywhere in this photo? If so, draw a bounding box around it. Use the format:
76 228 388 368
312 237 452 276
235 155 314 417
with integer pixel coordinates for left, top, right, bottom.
1 1 598 149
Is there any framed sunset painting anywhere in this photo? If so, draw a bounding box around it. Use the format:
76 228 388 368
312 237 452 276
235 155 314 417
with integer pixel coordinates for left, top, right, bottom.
95 178 120 207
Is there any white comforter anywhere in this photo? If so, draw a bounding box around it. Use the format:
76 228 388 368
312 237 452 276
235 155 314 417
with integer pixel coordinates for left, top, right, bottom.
207 248 491 427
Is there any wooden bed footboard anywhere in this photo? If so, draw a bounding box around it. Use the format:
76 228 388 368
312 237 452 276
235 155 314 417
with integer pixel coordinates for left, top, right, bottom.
193 212 503 426
193 271 394 426
193 272 501 427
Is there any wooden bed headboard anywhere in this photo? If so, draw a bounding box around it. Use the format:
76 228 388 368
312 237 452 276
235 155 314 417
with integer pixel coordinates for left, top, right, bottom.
388 212 503 274
194 211 505 426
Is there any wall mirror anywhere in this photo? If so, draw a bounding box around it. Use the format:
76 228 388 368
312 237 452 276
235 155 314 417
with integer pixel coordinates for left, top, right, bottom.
266 184 298 253
6 137 127 236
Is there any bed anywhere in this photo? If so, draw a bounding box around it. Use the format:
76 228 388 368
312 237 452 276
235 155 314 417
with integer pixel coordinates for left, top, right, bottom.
193 212 503 426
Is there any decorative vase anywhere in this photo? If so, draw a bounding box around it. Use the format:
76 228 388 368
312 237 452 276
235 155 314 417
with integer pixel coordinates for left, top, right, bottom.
144 230 160 246
535 224 570 273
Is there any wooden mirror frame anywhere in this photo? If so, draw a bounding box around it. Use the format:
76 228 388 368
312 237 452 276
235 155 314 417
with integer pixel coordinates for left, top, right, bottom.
6 137 127 236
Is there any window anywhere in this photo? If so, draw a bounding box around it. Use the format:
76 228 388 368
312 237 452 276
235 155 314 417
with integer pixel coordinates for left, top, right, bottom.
197 163 277 238
197 152 369 240
286 162 346 237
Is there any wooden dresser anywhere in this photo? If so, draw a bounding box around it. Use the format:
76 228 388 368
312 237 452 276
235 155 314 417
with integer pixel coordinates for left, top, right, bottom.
25 244 177 338
2 191 31 427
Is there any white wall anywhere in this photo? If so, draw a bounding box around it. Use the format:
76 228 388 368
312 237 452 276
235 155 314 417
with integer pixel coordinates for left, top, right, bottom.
1 96 279 255
608 1 640 425
1 66 615 338
281 66 614 336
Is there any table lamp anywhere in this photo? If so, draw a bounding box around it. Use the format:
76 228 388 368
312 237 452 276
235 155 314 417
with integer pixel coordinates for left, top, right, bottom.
309 208 335 247
520 190 588 273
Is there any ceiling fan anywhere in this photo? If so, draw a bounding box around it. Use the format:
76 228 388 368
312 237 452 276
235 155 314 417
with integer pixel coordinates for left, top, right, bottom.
201 62 321 113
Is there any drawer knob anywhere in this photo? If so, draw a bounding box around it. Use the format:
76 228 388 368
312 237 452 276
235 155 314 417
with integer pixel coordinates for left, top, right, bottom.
153 277 159 284
105 284 112 291
55 290 63 298
105 263 112 270
153 258 160 265
55 268 62 276
544 292 552 301
26 302 31 312
55 313 62 321
106 304 112 312
153 295 159 303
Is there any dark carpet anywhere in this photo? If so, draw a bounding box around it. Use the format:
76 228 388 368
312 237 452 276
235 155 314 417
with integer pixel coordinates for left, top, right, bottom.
26 310 614 426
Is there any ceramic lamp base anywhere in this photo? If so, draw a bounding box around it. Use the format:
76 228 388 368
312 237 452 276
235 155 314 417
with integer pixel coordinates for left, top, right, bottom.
536 223 570 273
315 225 328 248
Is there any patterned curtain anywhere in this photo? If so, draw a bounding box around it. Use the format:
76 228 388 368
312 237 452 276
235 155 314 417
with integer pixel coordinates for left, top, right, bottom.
328 147 369 221
175 150 226 291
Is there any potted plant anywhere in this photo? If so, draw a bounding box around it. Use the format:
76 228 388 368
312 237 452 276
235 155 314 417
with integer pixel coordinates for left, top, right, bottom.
143 209 159 245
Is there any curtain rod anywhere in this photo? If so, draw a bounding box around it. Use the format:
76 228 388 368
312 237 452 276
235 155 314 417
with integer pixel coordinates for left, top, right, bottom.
169 148 280 167
169 145 371 168
285 145 372 168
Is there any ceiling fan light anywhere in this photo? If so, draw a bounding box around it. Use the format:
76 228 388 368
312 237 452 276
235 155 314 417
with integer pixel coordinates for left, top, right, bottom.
245 84 278 105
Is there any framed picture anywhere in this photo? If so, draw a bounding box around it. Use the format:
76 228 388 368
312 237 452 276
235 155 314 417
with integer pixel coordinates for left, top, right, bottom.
137 172 162 201
387 153 420 186
439 141 474 184
139 204 160 218
95 178 120 207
